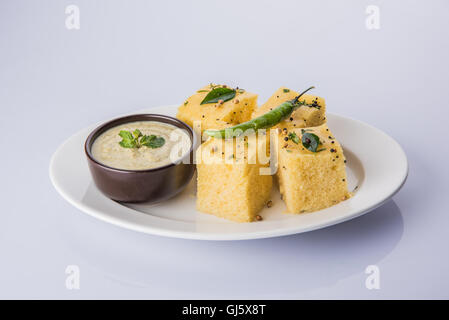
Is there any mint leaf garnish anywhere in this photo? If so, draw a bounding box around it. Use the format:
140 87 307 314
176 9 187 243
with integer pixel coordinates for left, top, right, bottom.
148 136 165 148
133 129 142 139
118 130 165 149
119 139 137 148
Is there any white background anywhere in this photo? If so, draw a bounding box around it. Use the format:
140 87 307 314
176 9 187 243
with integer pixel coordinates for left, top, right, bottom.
1 0 448 299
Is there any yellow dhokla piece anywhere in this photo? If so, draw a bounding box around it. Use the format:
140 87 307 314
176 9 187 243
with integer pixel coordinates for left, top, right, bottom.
177 84 258 133
276 123 350 213
252 87 326 130
196 135 272 222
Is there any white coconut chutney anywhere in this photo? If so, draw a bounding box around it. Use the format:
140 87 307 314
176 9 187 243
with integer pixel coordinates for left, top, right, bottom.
91 121 191 170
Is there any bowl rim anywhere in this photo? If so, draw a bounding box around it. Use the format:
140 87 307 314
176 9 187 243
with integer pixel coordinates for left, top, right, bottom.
84 113 196 173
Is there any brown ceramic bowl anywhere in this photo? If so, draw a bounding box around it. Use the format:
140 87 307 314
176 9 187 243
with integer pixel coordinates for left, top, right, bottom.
84 114 197 203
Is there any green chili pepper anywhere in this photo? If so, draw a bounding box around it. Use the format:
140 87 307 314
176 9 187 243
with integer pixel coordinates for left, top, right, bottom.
204 86 315 138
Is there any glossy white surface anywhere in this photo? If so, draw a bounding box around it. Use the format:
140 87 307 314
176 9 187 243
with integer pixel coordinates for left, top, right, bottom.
50 106 407 240
1 0 449 299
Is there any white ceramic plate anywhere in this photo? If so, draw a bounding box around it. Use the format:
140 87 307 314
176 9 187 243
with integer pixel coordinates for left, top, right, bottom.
50 105 408 240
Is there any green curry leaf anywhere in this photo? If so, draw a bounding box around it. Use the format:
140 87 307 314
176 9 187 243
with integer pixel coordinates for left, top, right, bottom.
301 132 321 152
200 87 236 105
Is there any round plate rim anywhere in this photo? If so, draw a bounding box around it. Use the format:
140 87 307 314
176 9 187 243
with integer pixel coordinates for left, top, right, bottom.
49 105 408 241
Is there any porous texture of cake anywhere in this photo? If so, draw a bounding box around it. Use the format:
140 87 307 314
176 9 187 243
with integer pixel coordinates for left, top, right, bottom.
252 87 326 130
276 123 350 213
177 84 257 133
196 135 272 222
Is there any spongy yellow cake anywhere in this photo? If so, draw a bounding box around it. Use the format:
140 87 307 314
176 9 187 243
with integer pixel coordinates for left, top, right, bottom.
253 87 326 130
177 84 258 133
276 123 350 213
196 135 272 222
